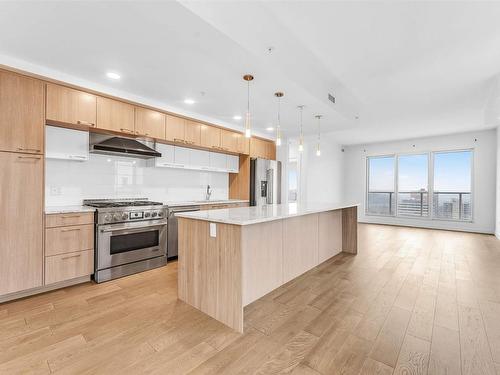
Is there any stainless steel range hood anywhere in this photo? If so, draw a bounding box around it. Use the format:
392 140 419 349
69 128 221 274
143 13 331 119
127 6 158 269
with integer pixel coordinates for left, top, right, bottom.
90 133 161 159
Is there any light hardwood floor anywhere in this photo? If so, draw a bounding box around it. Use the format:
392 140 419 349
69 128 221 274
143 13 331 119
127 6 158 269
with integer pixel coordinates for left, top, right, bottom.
1 224 500 374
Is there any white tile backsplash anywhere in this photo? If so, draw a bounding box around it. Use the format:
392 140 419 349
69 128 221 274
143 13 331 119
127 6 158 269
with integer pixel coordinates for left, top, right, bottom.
45 154 229 206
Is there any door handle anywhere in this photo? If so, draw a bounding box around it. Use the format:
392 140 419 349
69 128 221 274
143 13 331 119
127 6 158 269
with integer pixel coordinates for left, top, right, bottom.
62 254 82 260
77 120 95 127
17 147 41 152
61 228 81 232
17 156 42 160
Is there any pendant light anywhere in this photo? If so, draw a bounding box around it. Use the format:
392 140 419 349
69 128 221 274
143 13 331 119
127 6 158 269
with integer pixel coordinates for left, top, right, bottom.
297 105 304 152
243 74 254 138
315 115 322 156
274 92 284 146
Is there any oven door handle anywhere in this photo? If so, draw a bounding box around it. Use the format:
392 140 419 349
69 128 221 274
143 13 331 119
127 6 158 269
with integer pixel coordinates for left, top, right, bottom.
100 223 166 234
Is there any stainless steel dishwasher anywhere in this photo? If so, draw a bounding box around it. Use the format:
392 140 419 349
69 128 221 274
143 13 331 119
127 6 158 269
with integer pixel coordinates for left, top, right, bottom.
166 205 201 258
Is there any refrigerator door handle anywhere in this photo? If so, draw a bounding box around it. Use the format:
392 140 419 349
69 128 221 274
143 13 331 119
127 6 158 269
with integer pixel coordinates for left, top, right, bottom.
266 168 273 204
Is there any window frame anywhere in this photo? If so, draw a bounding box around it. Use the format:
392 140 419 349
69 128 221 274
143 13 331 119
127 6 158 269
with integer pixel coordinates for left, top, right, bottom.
365 148 474 222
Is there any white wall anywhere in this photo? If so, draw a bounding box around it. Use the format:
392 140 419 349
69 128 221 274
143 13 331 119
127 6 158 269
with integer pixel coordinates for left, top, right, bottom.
343 129 497 233
278 133 344 205
45 154 229 206
496 127 500 237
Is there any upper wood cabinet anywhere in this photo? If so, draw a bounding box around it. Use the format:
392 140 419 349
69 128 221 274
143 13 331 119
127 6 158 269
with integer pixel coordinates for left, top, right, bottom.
97 97 135 134
135 107 165 139
184 120 201 146
236 133 250 155
46 84 96 128
221 130 239 153
165 115 186 143
201 124 221 149
0 71 44 154
266 140 277 160
250 138 276 160
0 152 43 295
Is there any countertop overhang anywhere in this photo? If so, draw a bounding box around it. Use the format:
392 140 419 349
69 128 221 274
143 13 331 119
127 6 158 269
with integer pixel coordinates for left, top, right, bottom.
176 202 360 225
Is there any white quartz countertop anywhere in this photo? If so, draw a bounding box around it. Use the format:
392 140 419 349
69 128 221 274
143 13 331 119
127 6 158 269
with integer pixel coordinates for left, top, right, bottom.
45 205 96 214
175 202 359 226
163 199 248 207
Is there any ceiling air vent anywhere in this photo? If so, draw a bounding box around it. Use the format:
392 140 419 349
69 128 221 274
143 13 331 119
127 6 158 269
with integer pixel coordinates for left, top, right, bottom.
328 93 335 104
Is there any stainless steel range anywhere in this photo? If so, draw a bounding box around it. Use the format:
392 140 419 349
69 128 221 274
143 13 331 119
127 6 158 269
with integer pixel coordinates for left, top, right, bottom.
83 198 167 283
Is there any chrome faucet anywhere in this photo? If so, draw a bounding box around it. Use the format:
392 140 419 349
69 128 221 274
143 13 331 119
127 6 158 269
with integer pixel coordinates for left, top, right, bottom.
205 185 212 201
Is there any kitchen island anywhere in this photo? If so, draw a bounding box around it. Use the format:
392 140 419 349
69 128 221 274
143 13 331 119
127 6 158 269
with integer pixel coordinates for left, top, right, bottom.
176 202 358 332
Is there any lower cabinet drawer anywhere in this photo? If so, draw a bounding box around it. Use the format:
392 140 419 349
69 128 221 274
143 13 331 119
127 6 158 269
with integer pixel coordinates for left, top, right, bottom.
46 212 94 228
45 250 94 285
45 224 94 256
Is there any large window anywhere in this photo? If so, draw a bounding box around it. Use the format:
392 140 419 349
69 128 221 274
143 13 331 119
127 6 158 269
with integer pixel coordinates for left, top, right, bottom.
366 149 473 221
397 154 428 217
367 156 395 216
433 150 472 221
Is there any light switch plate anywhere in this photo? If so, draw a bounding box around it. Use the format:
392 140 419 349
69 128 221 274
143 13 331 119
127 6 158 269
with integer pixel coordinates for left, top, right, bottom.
209 222 217 237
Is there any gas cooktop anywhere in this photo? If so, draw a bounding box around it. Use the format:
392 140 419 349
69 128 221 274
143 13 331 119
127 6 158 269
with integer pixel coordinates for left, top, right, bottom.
83 199 163 208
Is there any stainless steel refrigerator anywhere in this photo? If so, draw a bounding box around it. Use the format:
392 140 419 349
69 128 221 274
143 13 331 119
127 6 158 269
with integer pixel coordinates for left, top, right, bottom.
250 158 282 206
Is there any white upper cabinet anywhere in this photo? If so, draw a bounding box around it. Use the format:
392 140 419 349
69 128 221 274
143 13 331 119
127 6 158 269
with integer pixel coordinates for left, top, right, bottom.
154 143 175 167
45 126 89 161
227 154 239 173
174 147 190 166
209 152 227 171
154 144 238 173
189 149 210 170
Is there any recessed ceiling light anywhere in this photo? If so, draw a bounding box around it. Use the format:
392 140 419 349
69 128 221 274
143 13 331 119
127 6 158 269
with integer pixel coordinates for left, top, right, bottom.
184 99 196 105
233 115 242 120
106 72 121 80
266 127 274 132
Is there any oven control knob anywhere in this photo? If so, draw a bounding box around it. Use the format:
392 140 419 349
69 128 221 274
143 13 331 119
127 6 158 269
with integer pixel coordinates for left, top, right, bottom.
113 213 121 221
104 214 112 222
122 213 129 221
152 211 158 218
157 211 163 217
144 212 151 218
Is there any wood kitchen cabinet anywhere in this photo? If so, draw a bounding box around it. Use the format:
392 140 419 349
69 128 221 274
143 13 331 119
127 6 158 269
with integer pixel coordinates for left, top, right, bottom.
46 83 97 128
201 124 221 149
0 71 44 154
165 115 186 143
250 138 276 160
221 129 239 153
44 212 94 285
184 120 201 146
236 133 250 155
0 152 43 296
135 107 165 139
97 97 135 134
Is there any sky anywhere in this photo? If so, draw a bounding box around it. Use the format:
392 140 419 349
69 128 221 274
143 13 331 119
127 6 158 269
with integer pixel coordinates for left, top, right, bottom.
369 151 472 192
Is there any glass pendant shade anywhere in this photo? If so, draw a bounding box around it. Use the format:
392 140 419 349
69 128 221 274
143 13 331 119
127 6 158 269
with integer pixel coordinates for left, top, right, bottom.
243 74 254 138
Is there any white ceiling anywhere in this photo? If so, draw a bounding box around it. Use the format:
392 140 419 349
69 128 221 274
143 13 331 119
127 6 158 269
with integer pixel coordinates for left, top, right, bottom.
1 1 500 144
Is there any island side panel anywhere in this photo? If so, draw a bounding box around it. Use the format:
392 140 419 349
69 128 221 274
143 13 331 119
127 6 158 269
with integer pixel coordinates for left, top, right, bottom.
318 210 343 263
178 218 244 332
342 206 358 254
241 220 284 306
283 213 319 283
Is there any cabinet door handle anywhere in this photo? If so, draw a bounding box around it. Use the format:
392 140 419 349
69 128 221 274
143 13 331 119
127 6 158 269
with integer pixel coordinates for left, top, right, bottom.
17 156 41 160
120 128 134 133
77 120 95 127
17 147 41 152
61 254 82 260
61 215 81 218
61 228 81 232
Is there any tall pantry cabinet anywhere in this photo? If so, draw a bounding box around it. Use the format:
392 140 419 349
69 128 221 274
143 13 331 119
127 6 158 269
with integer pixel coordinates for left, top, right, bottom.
0 70 45 295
